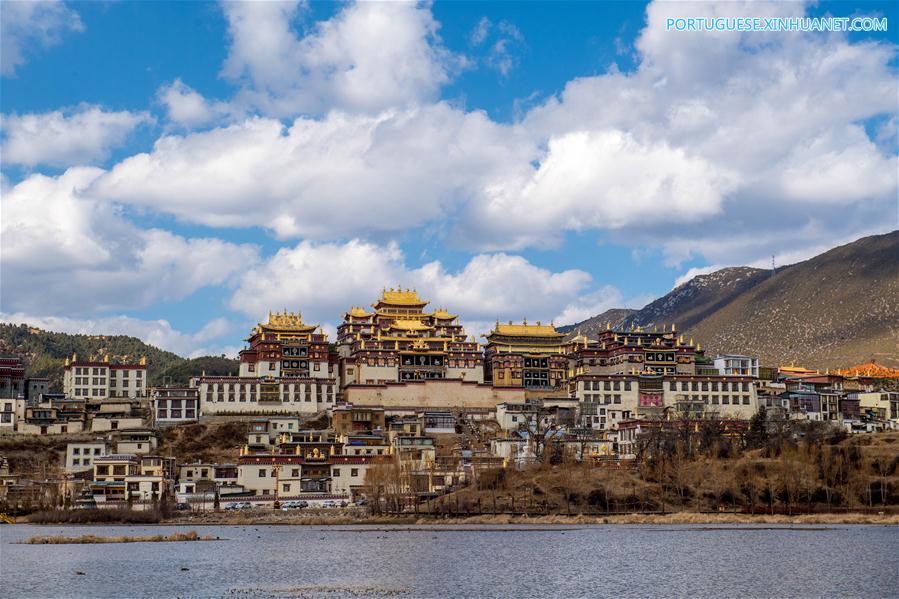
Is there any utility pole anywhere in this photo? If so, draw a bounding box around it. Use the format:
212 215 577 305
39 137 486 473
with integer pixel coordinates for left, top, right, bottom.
771 255 776 277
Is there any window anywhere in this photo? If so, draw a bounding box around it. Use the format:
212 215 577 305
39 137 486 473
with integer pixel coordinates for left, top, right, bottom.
94 448 101 455
282 484 290 493
73 458 80 465
73 447 81 455
258 469 267 477
333 468 341 477
351 468 359 477
292 469 299 477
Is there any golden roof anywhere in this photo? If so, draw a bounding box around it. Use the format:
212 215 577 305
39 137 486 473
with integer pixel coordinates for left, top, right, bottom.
258 309 317 332
375 287 428 306
490 321 562 338
433 308 457 320
389 319 432 331
347 306 371 318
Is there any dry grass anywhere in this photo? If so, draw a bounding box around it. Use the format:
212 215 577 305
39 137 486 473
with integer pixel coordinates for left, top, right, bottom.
23 530 216 544
28 508 161 524
414 512 899 526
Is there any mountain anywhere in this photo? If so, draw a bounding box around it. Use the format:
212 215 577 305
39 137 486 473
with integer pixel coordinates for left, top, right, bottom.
557 308 636 336
0 324 238 390
562 231 899 369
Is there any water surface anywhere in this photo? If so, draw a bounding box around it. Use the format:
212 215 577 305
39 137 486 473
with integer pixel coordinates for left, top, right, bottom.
1 523 896 597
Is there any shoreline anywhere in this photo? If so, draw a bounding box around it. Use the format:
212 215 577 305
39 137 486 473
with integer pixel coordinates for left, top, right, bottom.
10 512 899 526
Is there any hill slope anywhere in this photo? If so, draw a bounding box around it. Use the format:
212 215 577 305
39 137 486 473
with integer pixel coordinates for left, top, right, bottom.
564 231 899 368
0 324 238 390
557 308 636 337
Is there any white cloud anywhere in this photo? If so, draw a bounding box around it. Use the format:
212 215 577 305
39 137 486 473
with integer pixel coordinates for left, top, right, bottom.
156 79 230 128
0 168 260 316
552 287 626 327
0 313 241 358
1 0 83 76
91 104 536 239
468 17 525 76
88 0 896 272
229 239 615 335
470 17 491 46
457 129 737 250
220 0 463 117
1 106 151 167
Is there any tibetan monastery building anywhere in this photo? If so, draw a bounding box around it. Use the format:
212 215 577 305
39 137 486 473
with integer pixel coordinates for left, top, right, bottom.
571 323 700 377
483 321 573 390
337 288 483 386
193 311 339 415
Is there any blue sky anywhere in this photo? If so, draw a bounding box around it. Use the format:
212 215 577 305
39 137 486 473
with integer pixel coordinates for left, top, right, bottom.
1 1 897 356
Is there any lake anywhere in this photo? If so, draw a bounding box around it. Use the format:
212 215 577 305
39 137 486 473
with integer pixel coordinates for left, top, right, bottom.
1 524 896 598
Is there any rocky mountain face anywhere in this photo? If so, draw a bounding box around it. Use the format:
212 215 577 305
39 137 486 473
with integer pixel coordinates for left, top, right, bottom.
557 308 636 337
562 231 899 368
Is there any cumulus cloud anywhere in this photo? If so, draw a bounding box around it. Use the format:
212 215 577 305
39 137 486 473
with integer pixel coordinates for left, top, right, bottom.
457 130 737 250
220 0 463 117
1 0 83 76
228 239 615 335
156 79 230 128
1 106 151 167
0 168 260 315
90 104 536 239
0 313 241 358
84 0 896 273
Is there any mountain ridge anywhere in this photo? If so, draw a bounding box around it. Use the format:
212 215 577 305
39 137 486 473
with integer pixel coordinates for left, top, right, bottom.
562 231 899 368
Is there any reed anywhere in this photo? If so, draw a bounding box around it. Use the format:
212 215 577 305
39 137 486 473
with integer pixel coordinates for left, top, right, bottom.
23 530 216 544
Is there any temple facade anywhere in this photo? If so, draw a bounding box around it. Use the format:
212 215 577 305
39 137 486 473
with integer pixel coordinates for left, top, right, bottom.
63 354 148 400
571 323 700 377
337 288 483 386
194 311 338 415
483 321 573 389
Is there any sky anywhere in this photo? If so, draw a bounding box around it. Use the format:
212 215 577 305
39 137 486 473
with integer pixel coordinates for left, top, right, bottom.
1 0 897 358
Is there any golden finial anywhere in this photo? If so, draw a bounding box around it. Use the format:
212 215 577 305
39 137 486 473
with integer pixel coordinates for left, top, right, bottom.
672 323 677 332
606 321 611 330
139 356 147 366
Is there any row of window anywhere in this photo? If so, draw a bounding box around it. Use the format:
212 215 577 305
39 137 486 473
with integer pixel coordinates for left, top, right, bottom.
583 394 623 404
210 389 336 402
71 447 103 455
580 380 752 392
258 467 361 478
677 381 751 392
72 368 143 377
71 388 106 396
157 409 197 419
583 380 634 391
